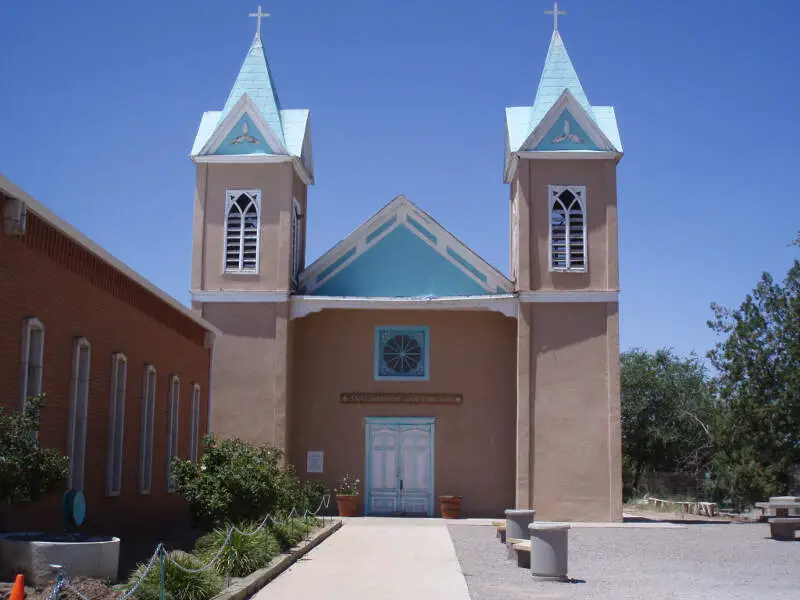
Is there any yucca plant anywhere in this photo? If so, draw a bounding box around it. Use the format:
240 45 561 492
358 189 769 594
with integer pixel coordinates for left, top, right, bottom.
120 550 223 600
195 521 278 578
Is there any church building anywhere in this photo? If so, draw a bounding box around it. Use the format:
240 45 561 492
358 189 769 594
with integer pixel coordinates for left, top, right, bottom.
189 7 623 521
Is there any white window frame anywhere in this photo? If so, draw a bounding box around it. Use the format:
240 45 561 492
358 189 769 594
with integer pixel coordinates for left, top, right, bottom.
166 375 180 492
223 189 261 274
548 185 588 273
106 353 127 496
19 318 45 408
67 337 91 492
291 198 303 285
139 365 157 494
189 383 201 463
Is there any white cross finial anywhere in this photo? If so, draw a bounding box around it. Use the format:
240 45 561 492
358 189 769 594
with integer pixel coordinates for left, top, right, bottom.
545 1 566 32
249 5 270 37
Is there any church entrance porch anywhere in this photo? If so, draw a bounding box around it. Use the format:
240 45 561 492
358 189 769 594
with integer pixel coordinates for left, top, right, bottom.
365 417 435 516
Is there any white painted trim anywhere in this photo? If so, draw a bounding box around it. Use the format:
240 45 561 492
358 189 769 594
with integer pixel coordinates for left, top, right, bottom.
190 289 289 303
166 375 180 492
291 295 518 320
192 154 291 164
298 195 513 295
106 352 127 497
2 195 27 235
139 365 157 495
548 185 587 273
519 290 619 303
190 154 313 186
223 189 261 275
0 175 220 340
517 151 622 160
522 89 617 153
67 337 91 492
199 93 288 156
19 317 45 409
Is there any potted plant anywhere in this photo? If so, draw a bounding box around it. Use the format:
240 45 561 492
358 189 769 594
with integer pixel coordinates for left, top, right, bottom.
439 495 462 519
335 474 360 517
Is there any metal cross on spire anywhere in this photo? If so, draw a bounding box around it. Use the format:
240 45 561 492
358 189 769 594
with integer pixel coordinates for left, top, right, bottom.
545 1 566 32
249 4 271 37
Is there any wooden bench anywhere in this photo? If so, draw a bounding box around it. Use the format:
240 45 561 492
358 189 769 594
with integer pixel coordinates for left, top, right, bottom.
495 523 506 543
508 538 531 568
769 517 800 540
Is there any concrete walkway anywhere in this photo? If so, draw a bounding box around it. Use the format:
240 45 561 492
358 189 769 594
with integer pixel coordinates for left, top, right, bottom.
252 518 471 600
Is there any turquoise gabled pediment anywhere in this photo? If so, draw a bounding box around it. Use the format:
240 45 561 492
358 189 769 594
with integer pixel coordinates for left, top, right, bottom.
311 225 489 297
532 109 599 151
214 114 274 155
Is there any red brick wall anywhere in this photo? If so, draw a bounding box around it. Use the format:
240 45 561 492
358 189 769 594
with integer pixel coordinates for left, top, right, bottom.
0 203 211 535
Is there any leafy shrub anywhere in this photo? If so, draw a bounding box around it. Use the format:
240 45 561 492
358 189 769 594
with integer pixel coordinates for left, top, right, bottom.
121 550 222 600
302 480 328 513
171 436 286 526
194 521 278 578
0 395 69 505
268 518 317 552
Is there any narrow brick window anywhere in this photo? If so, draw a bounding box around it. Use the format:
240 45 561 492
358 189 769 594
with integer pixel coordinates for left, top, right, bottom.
291 198 303 284
19 318 45 408
166 375 180 491
549 185 586 272
139 365 157 494
189 383 201 463
224 190 260 273
106 353 127 496
68 338 91 492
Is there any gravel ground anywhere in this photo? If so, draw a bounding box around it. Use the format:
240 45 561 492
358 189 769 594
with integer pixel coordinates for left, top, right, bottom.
448 522 798 600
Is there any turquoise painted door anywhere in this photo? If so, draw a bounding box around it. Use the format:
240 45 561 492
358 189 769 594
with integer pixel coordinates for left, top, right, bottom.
366 419 434 516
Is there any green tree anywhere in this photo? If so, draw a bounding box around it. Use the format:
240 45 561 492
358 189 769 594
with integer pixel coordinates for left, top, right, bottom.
621 349 715 498
0 395 70 525
707 257 800 509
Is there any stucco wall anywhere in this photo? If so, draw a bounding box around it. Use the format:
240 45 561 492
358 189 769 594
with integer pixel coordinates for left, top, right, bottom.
290 309 517 517
529 302 622 522
516 158 619 291
192 162 297 292
201 302 291 448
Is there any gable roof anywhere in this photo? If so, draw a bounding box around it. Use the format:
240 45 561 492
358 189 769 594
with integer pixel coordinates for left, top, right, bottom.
504 30 622 181
298 196 512 297
220 32 284 146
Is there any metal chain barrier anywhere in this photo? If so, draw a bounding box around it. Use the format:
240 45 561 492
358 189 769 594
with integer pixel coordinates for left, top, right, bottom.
41 493 333 600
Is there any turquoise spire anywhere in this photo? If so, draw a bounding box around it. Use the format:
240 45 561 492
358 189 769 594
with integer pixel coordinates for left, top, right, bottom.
220 32 285 147
530 31 592 130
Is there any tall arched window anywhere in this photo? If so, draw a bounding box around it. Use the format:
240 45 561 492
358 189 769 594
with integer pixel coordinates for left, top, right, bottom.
224 190 261 273
549 186 586 272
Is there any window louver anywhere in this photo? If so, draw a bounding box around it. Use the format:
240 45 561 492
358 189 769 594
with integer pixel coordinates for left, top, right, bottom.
224 191 260 273
550 187 586 272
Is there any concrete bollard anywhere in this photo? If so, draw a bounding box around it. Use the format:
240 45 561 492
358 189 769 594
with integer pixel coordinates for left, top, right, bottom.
528 522 570 582
504 509 535 559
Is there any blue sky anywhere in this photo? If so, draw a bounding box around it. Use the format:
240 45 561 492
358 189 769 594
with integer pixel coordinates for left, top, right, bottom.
2 0 798 361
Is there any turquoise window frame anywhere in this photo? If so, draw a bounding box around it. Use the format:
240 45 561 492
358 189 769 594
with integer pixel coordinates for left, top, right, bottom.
374 326 430 381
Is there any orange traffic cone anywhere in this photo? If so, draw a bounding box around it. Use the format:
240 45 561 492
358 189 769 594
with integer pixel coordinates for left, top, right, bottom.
10 573 24 600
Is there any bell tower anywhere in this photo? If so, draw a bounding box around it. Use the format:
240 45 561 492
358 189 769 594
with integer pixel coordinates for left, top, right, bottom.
188 7 313 449
504 3 624 521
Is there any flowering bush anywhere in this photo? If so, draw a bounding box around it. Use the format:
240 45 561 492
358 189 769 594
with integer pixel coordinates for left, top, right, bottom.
335 474 360 496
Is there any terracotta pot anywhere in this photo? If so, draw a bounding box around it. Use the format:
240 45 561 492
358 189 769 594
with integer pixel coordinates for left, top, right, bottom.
439 495 462 519
336 494 358 517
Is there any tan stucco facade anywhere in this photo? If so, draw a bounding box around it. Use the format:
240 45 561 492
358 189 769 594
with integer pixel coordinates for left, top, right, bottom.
290 309 517 517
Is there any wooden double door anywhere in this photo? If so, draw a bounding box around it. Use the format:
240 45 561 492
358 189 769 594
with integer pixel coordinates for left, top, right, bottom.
365 417 435 516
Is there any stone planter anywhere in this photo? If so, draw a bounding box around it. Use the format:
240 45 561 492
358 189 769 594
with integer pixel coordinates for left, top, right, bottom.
336 494 358 517
439 496 462 519
528 522 570 582
0 533 120 587
504 509 535 558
